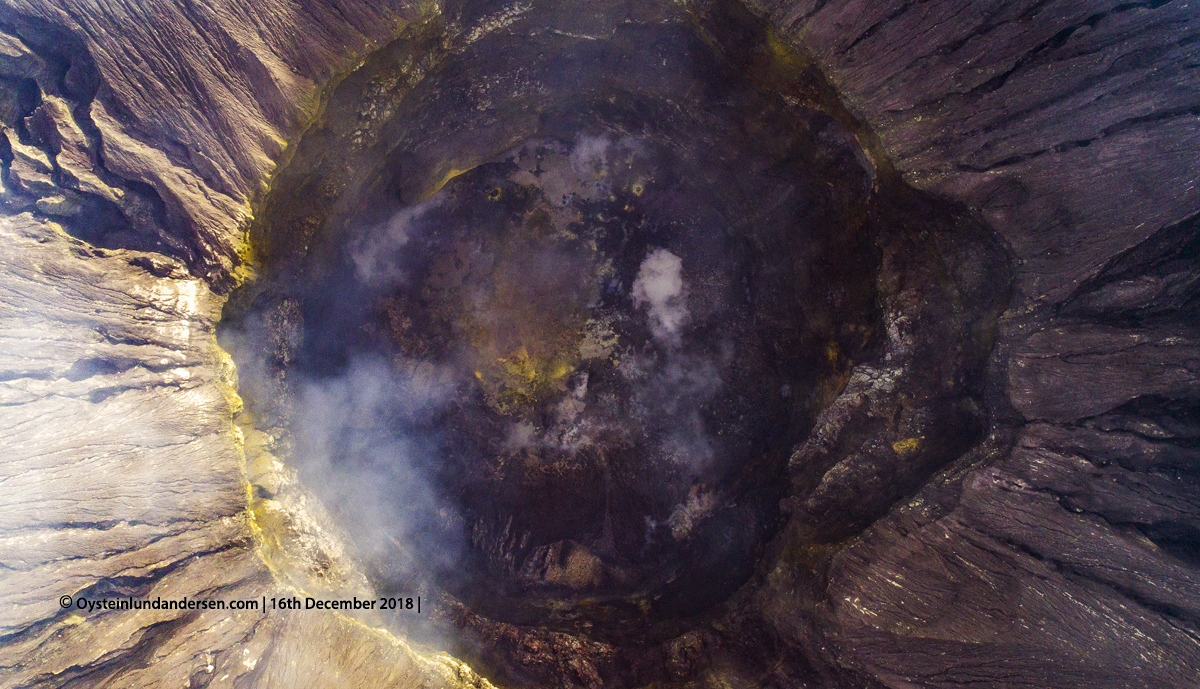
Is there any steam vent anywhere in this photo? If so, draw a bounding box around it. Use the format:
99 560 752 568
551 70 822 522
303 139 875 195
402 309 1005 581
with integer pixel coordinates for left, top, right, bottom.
3 0 1200 686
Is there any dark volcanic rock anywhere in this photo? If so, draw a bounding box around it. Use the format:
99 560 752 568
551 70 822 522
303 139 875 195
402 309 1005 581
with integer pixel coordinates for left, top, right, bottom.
2 0 1199 687
739 1 1200 687
746 0 1200 305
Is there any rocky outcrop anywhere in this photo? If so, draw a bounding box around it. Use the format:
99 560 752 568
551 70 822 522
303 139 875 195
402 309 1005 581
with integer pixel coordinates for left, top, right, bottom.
1 0 429 288
744 1 1200 686
1 0 1198 687
750 0 1200 305
0 1 487 686
0 213 492 687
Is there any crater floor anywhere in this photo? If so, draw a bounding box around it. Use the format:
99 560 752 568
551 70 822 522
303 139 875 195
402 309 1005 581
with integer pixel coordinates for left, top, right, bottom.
3 0 1198 687
220 1 1007 681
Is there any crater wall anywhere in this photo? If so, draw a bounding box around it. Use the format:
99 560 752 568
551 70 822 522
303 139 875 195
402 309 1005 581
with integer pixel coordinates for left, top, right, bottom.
1 1 1197 687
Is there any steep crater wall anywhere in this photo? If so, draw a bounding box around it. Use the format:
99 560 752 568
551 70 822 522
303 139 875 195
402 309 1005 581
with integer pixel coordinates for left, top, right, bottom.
0 0 1196 688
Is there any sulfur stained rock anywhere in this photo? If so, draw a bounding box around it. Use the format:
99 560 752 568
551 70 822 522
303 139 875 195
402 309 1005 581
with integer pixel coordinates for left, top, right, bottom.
0 214 492 688
0 0 433 288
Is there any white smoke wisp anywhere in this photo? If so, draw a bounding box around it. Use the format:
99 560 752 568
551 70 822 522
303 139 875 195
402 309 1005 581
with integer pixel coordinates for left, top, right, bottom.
289 357 463 575
570 133 611 175
632 248 689 346
349 194 443 287
658 354 722 468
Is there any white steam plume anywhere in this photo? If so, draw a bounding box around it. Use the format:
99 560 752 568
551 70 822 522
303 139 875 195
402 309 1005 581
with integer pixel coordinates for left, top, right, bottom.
632 248 688 346
349 195 443 287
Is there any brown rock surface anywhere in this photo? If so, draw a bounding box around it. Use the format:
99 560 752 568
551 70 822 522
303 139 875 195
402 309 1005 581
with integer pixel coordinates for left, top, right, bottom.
1 0 1197 687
